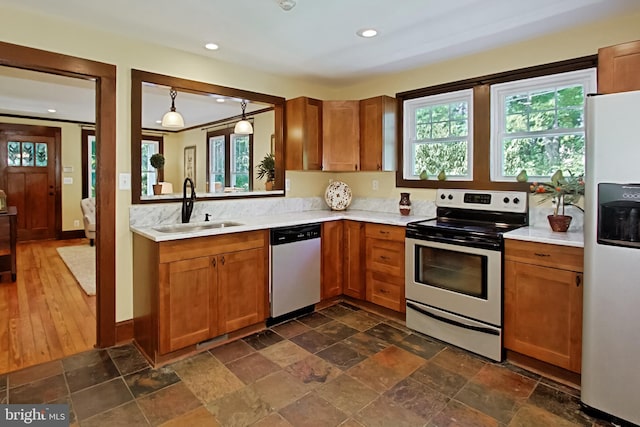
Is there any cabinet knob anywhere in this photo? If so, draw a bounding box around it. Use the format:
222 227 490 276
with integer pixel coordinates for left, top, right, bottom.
534 252 550 257
380 255 390 261
576 275 581 287
221 256 225 266
212 258 216 267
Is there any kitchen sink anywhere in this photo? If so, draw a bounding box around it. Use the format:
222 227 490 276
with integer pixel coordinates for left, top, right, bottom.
153 221 244 233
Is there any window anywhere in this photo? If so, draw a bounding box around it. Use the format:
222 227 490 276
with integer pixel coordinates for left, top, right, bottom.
81 129 96 198
206 129 253 192
7 141 48 167
141 136 162 196
403 89 473 181
491 69 596 181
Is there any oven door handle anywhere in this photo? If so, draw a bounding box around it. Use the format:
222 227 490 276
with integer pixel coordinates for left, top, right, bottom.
407 302 500 336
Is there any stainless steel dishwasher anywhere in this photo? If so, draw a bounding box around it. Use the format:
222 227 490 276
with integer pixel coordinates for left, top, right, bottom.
269 223 321 322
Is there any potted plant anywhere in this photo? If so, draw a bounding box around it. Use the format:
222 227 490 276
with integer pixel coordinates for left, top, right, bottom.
149 153 165 195
256 152 275 190
530 169 585 232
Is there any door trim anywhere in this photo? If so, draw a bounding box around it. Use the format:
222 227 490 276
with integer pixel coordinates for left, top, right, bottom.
0 41 117 347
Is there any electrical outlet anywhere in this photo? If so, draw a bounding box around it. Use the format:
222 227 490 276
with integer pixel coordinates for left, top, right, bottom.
73 219 80 227
372 179 379 191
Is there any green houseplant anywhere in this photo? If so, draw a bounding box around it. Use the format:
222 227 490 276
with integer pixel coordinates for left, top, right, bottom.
256 152 275 190
530 169 585 232
149 153 165 195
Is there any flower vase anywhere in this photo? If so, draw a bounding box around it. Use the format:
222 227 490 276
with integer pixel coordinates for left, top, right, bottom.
399 192 411 216
547 214 572 232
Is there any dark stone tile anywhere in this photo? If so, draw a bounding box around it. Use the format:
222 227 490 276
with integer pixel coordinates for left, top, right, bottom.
136 382 201 425
316 342 367 370
106 343 150 375
355 395 430 427
319 304 355 319
410 361 468 397
473 364 537 400
250 370 309 410
338 312 381 331
296 312 332 328
280 392 348 427
210 338 255 363
70 377 133 421
431 347 486 379
364 323 409 344
159 406 221 427
510 404 583 427
81 401 149 427
428 399 500 427
62 349 110 372
207 386 271 426
0 374 6 391
338 302 361 311
384 377 449 420
316 374 378 415
8 360 63 387
124 366 181 398
539 375 581 398
252 412 292 427
395 333 446 360
315 320 359 341
455 380 519 424
285 355 341 387
270 319 311 339
225 352 280 384
528 383 595 426
9 373 68 404
243 329 284 350
259 340 311 368
347 346 424 393
50 396 77 426
65 350 120 393
342 332 389 356
503 362 542 381
290 330 338 354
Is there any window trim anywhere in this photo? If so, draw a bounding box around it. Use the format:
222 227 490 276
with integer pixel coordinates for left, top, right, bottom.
206 127 253 192
490 68 596 182
395 55 598 190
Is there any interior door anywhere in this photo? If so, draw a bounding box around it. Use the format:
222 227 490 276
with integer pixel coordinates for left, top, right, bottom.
0 128 58 241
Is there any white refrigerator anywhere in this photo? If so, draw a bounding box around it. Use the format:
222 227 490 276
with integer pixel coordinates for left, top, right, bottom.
582 90 640 425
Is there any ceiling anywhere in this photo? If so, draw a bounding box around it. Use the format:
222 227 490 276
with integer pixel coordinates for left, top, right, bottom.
1 0 639 127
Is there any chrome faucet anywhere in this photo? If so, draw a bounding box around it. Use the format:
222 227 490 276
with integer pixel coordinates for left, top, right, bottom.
182 177 196 223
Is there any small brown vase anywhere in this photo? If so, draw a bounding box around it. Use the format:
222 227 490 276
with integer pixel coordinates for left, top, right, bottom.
547 214 572 232
399 192 411 216
152 184 163 195
265 180 274 191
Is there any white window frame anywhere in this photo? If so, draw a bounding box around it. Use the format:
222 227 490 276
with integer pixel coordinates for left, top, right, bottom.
208 135 225 192
87 133 97 197
403 89 474 181
490 68 596 182
230 134 250 189
141 139 159 196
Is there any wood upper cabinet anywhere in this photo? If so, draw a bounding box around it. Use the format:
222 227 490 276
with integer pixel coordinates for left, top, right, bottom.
322 101 360 171
598 40 640 94
359 96 397 171
365 223 406 312
285 97 323 170
321 221 344 300
343 220 365 299
504 239 583 373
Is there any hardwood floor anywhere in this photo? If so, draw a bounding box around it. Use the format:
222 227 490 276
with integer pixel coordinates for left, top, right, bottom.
0 238 96 374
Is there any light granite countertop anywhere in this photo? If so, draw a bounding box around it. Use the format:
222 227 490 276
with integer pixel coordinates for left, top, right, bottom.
130 209 434 242
504 226 584 248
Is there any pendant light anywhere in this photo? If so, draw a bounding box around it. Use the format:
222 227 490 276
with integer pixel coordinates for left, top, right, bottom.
234 100 253 134
161 88 185 128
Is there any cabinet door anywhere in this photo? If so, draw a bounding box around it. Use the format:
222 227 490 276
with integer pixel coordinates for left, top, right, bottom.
321 221 344 300
322 101 360 171
343 221 365 299
217 248 267 333
504 260 583 373
365 234 406 312
159 256 217 354
285 97 323 170
598 40 640 94
360 96 396 171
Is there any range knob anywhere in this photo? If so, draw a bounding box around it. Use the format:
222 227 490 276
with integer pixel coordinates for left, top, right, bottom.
513 197 520 204
448 194 453 200
440 194 446 200
503 197 510 203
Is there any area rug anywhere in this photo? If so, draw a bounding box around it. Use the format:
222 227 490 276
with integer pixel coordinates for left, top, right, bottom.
56 245 96 296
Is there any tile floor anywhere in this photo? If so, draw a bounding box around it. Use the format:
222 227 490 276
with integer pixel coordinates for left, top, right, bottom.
0 302 616 426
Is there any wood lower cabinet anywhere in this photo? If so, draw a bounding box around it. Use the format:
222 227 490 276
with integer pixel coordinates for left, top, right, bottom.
365 223 405 312
285 96 323 170
343 220 365 299
359 96 396 171
133 230 268 362
321 221 344 300
598 39 640 94
504 239 583 373
322 101 360 171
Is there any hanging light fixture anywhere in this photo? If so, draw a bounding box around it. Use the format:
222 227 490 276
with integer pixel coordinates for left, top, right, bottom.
161 88 185 128
234 100 253 134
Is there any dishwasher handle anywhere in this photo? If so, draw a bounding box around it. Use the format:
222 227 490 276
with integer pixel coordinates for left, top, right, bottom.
270 223 322 245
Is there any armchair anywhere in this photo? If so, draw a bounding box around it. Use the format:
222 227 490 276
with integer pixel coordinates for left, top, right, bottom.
80 197 96 246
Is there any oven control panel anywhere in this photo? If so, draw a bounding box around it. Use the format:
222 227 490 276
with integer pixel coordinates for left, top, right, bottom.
436 189 528 213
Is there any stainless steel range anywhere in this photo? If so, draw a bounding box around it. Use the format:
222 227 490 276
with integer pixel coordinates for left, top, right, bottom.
405 189 528 361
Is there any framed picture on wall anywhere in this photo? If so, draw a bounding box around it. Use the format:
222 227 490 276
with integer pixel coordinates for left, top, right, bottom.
184 145 196 182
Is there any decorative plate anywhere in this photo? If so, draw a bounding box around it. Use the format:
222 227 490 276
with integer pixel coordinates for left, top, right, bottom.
325 181 352 211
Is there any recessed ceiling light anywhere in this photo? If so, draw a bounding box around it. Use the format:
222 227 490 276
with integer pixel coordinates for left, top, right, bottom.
204 43 219 51
47 108 56 113
357 28 378 38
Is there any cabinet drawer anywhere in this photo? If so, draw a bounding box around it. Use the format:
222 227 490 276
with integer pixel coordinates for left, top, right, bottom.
159 230 267 263
366 270 405 312
365 238 404 276
365 223 404 242
505 239 583 272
